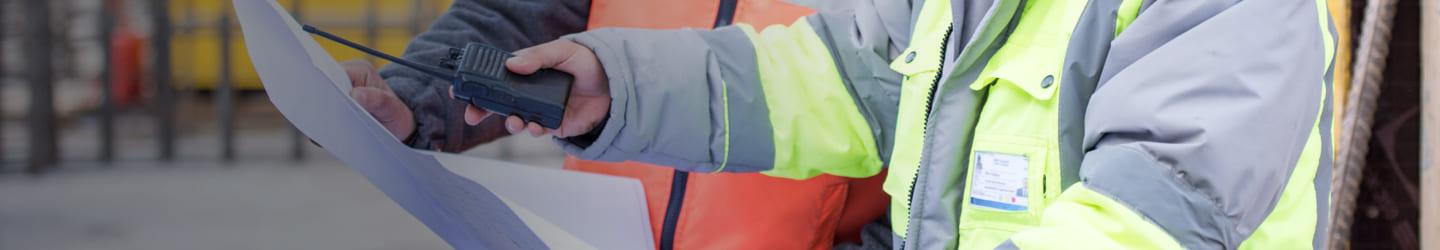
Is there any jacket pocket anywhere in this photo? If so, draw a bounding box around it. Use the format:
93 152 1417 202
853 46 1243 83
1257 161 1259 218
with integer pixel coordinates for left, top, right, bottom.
957 133 1053 249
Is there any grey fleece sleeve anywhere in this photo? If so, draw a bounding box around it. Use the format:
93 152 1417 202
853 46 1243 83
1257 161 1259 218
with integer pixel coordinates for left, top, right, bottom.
557 0 918 179
380 0 589 152
1026 0 1335 248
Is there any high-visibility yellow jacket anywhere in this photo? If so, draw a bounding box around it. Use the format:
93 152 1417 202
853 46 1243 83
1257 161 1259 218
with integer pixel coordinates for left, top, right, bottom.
559 0 1337 249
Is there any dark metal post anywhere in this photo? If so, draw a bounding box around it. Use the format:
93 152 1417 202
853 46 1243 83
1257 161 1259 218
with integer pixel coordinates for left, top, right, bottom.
1 0 9 167
151 0 175 161
290 0 306 161
218 2 235 162
24 0 56 173
99 0 116 164
409 0 424 36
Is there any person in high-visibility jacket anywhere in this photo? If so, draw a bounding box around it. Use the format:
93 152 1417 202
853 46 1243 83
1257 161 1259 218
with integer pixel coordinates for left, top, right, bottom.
489 0 1338 248
338 0 893 249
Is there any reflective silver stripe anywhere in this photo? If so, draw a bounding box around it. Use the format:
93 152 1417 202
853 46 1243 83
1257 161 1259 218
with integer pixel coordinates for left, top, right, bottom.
1313 15 1338 248
1058 0 1123 188
1082 145 1229 249
696 28 776 172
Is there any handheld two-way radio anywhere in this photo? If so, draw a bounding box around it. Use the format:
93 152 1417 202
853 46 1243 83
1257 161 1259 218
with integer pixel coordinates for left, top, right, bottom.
302 25 572 129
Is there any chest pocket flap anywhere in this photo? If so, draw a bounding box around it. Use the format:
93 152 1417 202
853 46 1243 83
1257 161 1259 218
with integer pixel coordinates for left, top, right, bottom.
889 33 949 76
974 63 1059 101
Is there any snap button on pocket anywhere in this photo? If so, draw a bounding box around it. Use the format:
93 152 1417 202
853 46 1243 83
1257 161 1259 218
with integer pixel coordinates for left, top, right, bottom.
905 51 918 63
1040 75 1054 89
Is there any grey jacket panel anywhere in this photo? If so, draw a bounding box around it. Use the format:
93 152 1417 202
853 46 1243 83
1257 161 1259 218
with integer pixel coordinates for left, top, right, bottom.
1313 18 1337 248
695 28 777 173
561 0 921 173
1057 0 1122 190
1083 0 1331 247
564 29 738 172
1083 145 1231 249
380 0 590 152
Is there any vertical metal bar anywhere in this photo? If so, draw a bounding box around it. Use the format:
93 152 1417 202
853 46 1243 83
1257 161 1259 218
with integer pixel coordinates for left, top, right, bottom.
0 0 9 168
409 0 424 36
1330 0 1399 247
24 0 56 173
151 0 175 161
430 0 442 23
364 0 379 64
99 0 116 164
217 1 235 163
289 0 306 161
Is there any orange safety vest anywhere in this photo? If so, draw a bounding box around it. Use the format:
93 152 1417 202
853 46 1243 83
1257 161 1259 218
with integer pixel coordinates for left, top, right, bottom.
575 0 889 249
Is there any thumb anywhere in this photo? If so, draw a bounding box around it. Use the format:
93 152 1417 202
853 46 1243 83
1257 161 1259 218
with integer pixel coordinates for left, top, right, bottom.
352 87 415 139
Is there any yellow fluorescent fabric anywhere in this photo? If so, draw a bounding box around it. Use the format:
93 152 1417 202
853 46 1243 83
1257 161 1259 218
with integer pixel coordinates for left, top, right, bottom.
735 20 884 180
714 79 733 173
1009 185 1184 250
1115 0 1143 36
882 0 953 238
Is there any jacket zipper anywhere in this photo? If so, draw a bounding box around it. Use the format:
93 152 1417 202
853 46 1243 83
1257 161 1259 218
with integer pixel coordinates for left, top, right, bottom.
658 171 690 250
712 0 738 29
658 1 739 249
903 25 954 248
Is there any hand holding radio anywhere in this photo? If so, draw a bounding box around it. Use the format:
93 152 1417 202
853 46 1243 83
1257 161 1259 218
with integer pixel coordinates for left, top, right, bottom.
464 39 611 138
304 25 607 139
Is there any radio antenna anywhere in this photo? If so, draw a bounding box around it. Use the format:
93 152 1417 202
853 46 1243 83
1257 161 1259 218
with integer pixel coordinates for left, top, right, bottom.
302 25 456 82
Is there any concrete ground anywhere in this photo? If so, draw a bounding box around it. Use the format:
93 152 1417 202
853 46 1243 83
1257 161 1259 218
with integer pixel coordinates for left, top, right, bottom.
0 92 566 250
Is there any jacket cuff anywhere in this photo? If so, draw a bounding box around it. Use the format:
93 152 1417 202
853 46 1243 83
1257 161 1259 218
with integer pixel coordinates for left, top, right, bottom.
1081 145 1227 249
554 32 633 162
388 76 451 151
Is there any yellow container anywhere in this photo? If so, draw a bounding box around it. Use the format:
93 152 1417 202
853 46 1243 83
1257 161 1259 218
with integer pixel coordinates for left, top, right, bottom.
170 0 451 90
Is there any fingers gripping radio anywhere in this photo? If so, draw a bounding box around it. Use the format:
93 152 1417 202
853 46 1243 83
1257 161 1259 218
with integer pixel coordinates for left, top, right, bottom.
304 25 572 129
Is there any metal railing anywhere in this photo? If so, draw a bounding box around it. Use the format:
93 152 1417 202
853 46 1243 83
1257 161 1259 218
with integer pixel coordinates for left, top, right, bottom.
1330 0 1400 247
7 0 451 173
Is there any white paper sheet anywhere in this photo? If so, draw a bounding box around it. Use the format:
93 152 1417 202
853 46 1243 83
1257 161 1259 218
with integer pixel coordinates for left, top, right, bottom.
233 0 653 249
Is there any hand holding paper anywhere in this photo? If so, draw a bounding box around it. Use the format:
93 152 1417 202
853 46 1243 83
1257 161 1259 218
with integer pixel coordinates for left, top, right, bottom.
341 60 415 140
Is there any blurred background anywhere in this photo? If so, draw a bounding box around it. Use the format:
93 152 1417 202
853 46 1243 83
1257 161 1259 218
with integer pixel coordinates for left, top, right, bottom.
0 0 1434 249
0 0 563 249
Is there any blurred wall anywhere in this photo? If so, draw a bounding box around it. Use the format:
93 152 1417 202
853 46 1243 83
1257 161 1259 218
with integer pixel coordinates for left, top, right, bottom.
169 0 452 90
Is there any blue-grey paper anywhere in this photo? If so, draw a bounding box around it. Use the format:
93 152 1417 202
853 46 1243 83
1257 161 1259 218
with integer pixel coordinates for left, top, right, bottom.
234 0 653 249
